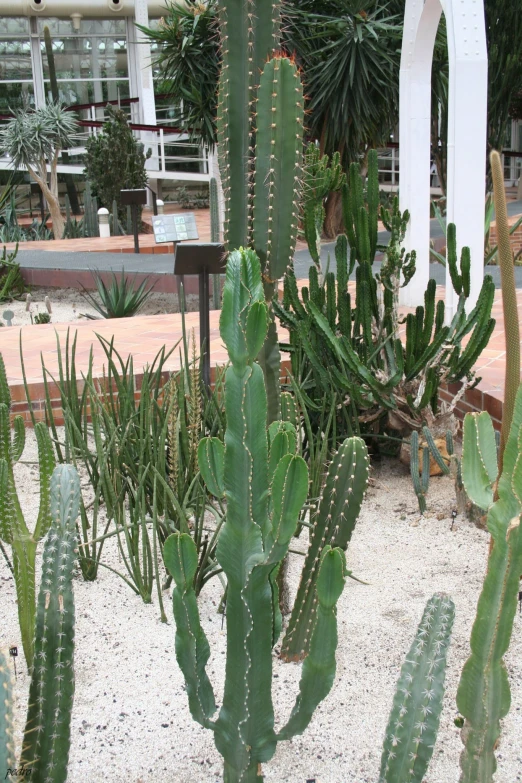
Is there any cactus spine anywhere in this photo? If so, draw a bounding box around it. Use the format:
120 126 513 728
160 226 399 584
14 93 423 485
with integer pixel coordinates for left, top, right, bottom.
490 149 520 472
166 248 349 782
0 354 56 668
379 594 455 783
456 386 522 782
1 465 79 783
281 436 369 661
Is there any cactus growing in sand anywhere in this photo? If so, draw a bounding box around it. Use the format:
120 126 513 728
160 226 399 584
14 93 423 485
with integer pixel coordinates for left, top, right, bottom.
165 248 356 782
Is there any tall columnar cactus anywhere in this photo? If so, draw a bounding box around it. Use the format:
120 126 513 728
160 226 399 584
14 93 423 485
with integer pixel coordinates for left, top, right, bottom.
217 0 304 424
166 248 350 782
456 387 522 783
379 594 455 783
83 182 98 238
1 464 79 783
210 176 222 310
0 354 56 669
490 149 520 472
281 435 369 661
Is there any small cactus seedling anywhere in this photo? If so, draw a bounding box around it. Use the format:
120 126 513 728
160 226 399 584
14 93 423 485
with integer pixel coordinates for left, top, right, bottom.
379 594 455 783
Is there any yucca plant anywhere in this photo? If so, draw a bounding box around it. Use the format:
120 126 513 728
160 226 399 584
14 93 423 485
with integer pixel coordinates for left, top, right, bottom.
80 268 155 319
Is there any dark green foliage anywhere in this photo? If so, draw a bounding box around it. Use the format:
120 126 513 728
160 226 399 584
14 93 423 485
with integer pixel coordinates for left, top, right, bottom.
84 105 151 223
80 269 155 319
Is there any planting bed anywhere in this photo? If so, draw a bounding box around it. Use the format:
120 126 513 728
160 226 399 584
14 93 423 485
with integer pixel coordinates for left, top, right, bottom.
1 429 521 783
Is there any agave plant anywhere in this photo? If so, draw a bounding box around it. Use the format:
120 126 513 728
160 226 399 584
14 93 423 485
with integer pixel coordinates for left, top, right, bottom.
80 268 155 319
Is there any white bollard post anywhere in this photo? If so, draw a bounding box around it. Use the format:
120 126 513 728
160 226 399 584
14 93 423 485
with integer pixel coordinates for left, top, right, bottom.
157 199 165 215
98 207 110 238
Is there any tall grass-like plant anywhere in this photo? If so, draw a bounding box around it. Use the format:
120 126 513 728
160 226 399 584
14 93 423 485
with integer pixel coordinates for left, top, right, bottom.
80 269 155 319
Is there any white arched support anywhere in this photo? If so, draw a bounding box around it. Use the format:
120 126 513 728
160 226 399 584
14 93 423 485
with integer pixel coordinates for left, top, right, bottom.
399 0 488 321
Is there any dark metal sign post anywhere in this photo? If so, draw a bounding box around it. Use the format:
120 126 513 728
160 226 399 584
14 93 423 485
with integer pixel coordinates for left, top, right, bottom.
174 243 226 388
120 188 147 254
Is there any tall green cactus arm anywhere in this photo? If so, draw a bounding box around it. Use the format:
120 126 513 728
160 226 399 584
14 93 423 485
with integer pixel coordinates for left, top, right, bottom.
281 437 369 662
33 422 57 542
0 459 14 545
20 464 79 783
379 594 455 783
461 412 498 510
0 649 15 773
491 150 520 472
217 0 280 251
164 533 216 727
253 55 304 282
0 354 10 409
198 437 225 498
11 416 25 462
457 386 522 783
278 546 346 740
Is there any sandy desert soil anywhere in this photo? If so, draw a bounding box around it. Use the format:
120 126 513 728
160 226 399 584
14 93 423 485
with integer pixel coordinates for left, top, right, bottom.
0 429 521 783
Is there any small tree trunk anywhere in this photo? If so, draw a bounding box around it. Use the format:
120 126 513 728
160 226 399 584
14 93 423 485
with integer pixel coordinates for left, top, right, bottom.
324 190 343 239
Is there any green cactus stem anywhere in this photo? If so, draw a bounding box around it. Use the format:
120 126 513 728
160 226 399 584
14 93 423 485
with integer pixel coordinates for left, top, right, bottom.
457 386 522 783
19 464 79 783
490 149 520 473
379 594 455 783
0 649 15 773
0 373 56 668
281 436 369 661
168 248 348 783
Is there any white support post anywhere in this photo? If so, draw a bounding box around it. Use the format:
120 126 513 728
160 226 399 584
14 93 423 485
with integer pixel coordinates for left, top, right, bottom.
208 147 225 241
399 0 488 320
98 207 110 238
133 0 159 205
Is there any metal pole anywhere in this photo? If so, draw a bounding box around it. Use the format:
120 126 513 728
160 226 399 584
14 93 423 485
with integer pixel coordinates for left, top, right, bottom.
132 203 140 253
199 267 211 388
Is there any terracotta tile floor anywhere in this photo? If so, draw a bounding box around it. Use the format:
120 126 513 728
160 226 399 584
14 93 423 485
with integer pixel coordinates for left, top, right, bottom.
3 207 211 255
1 283 520 419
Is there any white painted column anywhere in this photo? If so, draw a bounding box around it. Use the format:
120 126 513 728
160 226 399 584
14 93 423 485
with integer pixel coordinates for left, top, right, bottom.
399 0 442 308
399 0 488 320
29 17 46 108
208 147 225 240
133 0 159 203
444 0 487 319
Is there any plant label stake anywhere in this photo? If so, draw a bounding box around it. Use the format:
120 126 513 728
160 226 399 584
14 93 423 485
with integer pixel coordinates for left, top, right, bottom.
174 243 226 388
9 645 18 677
450 509 457 530
120 189 147 254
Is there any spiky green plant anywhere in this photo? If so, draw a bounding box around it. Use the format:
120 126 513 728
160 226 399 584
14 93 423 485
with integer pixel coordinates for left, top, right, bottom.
0 464 79 783
80 268 155 319
379 594 455 783
166 247 352 782
0 354 56 669
456 387 522 783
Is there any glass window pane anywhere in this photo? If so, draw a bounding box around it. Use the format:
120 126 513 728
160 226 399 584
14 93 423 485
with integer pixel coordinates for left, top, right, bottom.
42 37 128 80
0 81 34 112
0 39 33 81
38 18 126 36
3 18 30 35
44 79 130 107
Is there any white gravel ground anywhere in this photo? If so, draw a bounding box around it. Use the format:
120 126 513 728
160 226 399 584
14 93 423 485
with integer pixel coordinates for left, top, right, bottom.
1 287 199 327
1 429 521 783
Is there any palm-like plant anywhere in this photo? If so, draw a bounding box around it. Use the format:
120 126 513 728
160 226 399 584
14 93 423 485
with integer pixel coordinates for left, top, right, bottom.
138 1 220 149
0 100 78 241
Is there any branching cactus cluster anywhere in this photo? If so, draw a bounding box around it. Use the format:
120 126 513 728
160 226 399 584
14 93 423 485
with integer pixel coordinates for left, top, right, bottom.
1 464 79 783
217 0 304 422
0 353 56 668
456 396 522 783
275 149 496 436
165 248 366 782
